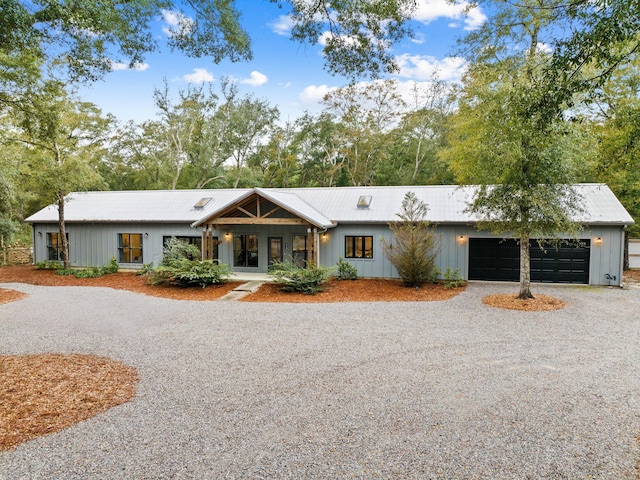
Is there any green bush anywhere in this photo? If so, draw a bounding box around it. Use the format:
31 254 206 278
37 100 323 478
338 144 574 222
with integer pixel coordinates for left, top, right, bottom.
35 260 62 270
335 257 358 280
147 260 230 288
53 257 119 278
442 268 466 289
144 238 230 288
269 260 332 294
162 237 201 266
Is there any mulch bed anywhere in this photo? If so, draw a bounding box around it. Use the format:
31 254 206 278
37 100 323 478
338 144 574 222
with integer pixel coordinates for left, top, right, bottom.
241 278 464 302
0 354 137 451
0 266 241 301
0 288 27 305
482 293 567 311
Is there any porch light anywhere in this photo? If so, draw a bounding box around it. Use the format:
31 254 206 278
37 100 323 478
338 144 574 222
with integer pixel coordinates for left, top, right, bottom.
594 237 603 245
322 233 328 241
457 235 466 244
225 232 231 240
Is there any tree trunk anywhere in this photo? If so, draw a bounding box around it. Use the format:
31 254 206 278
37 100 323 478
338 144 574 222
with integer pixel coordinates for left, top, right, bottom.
57 190 70 270
518 235 533 299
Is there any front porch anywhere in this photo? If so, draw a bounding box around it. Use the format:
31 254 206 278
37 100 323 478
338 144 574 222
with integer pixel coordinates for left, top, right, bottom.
194 188 335 274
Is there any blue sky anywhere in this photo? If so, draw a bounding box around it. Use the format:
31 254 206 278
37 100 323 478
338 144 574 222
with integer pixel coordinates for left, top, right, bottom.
76 0 487 124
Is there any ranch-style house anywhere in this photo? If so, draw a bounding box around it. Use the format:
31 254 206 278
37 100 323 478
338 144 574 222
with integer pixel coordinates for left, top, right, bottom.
26 184 634 286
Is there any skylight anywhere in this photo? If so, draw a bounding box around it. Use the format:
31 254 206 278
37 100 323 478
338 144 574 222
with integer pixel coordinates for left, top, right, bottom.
194 197 212 209
357 195 372 208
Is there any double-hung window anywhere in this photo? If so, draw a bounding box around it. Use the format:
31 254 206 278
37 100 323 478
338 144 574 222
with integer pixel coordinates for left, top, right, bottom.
118 233 143 264
345 235 373 259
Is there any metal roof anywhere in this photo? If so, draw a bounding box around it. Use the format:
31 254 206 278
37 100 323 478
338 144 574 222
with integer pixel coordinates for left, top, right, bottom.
25 189 245 223
26 184 634 226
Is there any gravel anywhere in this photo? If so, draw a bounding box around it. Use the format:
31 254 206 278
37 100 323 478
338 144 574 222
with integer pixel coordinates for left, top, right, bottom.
1 282 640 479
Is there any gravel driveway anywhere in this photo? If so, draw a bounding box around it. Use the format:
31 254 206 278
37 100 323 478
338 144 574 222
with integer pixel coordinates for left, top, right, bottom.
1 282 640 479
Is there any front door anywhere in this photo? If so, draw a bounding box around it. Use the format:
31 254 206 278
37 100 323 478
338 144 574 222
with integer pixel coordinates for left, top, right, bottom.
268 237 283 266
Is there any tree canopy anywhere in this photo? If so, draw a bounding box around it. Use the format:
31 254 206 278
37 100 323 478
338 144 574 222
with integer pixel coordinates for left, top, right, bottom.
0 0 417 86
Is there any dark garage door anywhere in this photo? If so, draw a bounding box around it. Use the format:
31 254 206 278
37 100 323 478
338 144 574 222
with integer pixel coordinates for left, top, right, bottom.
469 238 590 284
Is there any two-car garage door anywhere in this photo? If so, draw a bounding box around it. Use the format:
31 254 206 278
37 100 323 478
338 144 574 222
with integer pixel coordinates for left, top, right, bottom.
468 238 590 284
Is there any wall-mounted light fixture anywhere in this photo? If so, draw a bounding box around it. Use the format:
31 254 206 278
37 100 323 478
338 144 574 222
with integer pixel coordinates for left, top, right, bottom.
225 232 231 241
144 232 149 238
321 233 328 242
594 237 603 245
457 235 466 244
38 231 42 237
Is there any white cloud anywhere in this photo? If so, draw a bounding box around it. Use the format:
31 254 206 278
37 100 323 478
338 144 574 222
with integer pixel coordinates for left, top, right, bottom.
318 31 360 48
537 42 553 54
183 68 214 83
240 71 268 87
269 15 293 36
413 0 486 31
411 33 426 45
299 85 338 104
395 54 467 82
110 61 149 72
161 9 194 37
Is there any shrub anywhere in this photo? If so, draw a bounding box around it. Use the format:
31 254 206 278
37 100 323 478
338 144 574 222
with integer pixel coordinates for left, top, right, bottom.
101 257 119 274
53 257 119 278
147 260 231 288
269 260 332 294
145 238 230 288
136 263 155 276
335 257 358 280
162 237 201 267
442 268 466 289
35 260 62 270
381 192 439 287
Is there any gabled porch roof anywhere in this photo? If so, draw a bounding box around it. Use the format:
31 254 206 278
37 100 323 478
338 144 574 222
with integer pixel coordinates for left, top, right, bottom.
192 187 336 229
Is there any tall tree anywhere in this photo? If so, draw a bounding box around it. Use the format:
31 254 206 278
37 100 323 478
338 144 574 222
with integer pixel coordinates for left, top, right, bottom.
382 80 454 185
295 113 344 187
217 81 279 188
152 82 216 190
5 84 110 268
322 79 405 186
445 0 585 299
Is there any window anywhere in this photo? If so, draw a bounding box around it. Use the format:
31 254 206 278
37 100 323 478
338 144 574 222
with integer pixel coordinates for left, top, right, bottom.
118 233 143 264
163 236 204 252
47 232 68 261
292 234 307 268
233 234 258 267
163 236 213 259
345 236 373 259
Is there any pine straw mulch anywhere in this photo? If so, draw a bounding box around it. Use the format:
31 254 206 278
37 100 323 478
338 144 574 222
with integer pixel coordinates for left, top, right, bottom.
241 278 465 303
0 288 27 305
0 265 464 302
0 265 242 301
0 353 138 451
482 293 567 311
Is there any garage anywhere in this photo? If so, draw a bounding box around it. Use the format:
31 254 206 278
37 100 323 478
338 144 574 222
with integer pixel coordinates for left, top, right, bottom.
469 238 591 284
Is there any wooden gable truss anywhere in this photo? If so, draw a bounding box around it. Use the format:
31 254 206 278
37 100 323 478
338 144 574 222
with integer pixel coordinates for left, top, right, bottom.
201 192 319 266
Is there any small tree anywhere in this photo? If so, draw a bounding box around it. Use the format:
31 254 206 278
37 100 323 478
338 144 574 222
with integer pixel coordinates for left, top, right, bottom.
382 192 439 287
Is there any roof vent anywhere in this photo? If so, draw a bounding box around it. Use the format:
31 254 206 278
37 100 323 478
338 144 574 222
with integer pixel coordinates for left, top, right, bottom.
194 197 212 209
357 195 372 209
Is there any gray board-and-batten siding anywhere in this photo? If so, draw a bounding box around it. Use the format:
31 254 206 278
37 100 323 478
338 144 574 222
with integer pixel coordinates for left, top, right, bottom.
26 185 634 286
